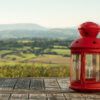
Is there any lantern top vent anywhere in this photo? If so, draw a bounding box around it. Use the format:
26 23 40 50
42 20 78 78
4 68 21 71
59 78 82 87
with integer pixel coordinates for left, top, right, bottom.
70 22 100 49
78 22 100 38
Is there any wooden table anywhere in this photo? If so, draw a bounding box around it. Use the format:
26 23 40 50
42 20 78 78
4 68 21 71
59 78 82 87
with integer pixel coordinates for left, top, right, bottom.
0 77 99 100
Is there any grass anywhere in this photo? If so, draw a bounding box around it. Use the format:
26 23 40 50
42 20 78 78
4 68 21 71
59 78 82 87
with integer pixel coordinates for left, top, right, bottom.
51 49 70 55
6 55 22 60
5 53 36 61
0 48 71 65
53 45 67 49
0 63 70 77
21 53 36 60
34 47 41 50
31 54 70 65
0 50 12 55
22 46 31 50
18 40 34 43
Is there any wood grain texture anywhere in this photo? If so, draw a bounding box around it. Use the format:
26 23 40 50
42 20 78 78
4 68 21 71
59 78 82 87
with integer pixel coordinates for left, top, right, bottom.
44 78 60 91
10 94 28 100
14 78 30 90
0 78 17 90
0 78 99 100
29 94 46 100
30 79 44 90
0 94 10 100
57 78 69 90
47 94 65 100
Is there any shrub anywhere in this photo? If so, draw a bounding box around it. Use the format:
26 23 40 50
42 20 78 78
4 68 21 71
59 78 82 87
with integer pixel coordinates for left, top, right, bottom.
0 64 70 77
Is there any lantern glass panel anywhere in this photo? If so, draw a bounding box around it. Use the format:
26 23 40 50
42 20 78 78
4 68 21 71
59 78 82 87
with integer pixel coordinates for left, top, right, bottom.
85 54 100 82
72 54 81 81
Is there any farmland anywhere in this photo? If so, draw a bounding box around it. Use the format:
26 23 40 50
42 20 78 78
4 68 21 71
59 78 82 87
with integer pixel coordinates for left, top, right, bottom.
0 38 72 77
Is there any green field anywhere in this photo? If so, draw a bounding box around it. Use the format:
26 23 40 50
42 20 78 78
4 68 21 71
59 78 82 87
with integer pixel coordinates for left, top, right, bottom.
0 39 72 77
51 49 70 55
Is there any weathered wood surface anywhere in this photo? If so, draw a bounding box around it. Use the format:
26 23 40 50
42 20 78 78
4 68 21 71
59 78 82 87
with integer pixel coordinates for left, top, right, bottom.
0 78 99 99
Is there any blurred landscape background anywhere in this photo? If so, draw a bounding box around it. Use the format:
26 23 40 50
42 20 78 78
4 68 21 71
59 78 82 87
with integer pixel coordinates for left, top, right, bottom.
0 23 74 77
0 0 99 77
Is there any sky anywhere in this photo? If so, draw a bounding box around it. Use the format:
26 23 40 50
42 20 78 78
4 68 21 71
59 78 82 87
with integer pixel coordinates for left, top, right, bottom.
0 0 100 28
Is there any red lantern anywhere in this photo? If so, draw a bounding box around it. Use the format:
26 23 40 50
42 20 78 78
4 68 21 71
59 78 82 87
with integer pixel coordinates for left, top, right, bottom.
69 22 100 92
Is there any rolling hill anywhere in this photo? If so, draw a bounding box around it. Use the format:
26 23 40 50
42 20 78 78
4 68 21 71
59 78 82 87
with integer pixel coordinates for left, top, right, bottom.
0 23 80 40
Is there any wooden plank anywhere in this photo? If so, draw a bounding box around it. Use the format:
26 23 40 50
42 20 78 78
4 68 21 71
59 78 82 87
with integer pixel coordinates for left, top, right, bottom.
82 93 100 99
64 93 85 100
44 79 60 91
0 78 6 85
0 94 10 100
30 79 44 90
29 94 46 100
0 78 6 88
47 94 65 100
14 78 30 90
69 93 83 98
71 98 85 100
68 93 86 100
57 78 70 91
0 78 17 90
10 94 28 100
64 93 70 100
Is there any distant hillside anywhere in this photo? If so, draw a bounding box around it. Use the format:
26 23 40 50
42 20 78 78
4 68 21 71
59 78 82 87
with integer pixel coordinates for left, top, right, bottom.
0 23 47 31
0 23 80 40
51 28 79 39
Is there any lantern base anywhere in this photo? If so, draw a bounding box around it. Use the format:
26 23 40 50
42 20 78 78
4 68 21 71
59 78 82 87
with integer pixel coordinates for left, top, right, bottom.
69 82 100 92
